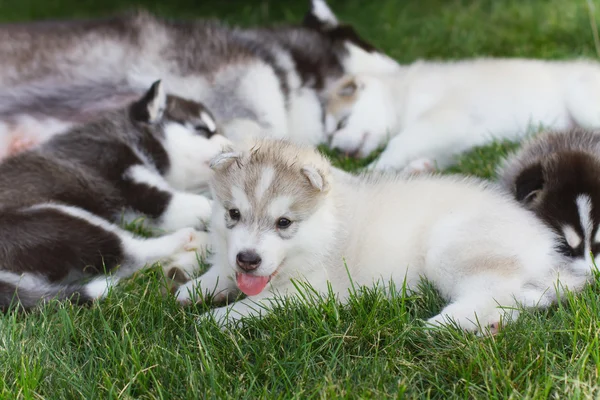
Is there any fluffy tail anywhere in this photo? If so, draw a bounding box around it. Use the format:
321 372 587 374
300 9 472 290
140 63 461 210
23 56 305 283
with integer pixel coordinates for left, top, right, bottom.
0 274 120 311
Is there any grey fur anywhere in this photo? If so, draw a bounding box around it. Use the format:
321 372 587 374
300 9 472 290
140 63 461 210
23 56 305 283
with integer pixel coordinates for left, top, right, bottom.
0 3 398 143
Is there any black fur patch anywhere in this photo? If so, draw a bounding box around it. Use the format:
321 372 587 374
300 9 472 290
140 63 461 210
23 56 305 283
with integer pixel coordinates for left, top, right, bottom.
0 208 124 281
514 162 544 203
515 151 600 259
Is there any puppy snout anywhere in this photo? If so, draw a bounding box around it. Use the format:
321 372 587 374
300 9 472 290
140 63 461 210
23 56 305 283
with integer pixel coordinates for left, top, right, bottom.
236 250 262 272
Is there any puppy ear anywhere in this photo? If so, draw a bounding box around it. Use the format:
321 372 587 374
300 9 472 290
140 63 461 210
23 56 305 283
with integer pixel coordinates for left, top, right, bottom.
210 151 242 171
515 163 545 204
131 80 167 124
302 165 329 192
303 0 338 30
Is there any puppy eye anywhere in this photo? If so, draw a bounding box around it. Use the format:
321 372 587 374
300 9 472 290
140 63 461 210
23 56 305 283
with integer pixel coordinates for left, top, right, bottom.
276 217 292 229
229 209 241 221
194 124 215 138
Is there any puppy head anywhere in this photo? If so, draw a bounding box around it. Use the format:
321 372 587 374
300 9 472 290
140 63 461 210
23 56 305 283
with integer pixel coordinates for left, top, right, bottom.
514 151 600 262
208 139 335 296
324 74 397 158
129 80 231 192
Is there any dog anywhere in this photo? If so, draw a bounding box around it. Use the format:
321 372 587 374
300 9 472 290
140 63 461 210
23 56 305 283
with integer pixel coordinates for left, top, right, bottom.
173 138 591 333
0 0 400 159
499 128 600 274
324 58 600 173
0 80 228 310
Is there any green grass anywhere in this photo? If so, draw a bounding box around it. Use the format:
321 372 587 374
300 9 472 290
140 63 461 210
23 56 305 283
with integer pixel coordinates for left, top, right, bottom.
2 0 600 398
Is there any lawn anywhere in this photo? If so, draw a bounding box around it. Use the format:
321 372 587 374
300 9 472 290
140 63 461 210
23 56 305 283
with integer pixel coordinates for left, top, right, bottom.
1 0 600 398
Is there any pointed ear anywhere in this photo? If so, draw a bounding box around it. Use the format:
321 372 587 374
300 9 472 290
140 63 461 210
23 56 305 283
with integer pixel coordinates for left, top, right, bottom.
302 165 329 192
303 0 338 30
515 163 545 204
210 151 242 171
131 80 167 124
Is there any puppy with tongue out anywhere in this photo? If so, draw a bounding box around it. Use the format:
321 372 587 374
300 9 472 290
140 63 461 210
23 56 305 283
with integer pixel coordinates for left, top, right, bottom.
175 138 339 325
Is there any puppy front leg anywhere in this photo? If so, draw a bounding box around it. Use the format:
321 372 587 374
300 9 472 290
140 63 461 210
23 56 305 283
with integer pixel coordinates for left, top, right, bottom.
369 108 484 172
203 297 272 327
175 263 239 305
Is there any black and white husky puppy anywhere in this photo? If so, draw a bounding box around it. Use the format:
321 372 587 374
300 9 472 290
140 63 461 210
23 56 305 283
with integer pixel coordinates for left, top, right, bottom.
499 128 600 272
0 80 228 310
0 0 400 158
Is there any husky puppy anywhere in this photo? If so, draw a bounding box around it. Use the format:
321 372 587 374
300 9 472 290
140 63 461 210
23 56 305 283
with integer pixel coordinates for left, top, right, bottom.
499 128 600 273
0 0 400 158
0 80 228 310
324 58 600 173
173 138 590 332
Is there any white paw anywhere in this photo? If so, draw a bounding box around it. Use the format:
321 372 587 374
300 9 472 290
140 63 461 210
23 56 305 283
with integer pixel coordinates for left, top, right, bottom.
171 227 207 251
160 194 212 231
165 249 203 282
426 305 516 335
197 306 229 327
164 229 210 274
330 128 366 157
175 279 200 304
402 158 436 175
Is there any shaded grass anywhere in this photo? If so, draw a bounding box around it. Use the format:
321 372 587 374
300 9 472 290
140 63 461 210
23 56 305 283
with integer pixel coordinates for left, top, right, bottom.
2 0 600 398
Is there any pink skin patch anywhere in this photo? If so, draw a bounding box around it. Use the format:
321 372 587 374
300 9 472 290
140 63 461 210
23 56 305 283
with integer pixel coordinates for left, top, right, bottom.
8 136 38 155
236 273 270 296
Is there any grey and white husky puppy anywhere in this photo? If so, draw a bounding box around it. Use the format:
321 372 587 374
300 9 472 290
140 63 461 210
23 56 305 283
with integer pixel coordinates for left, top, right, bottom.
0 0 400 158
499 128 600 274
0 80 228 310
173 138 591 332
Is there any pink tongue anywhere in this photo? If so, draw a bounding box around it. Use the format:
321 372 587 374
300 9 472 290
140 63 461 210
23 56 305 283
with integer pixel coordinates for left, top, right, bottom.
236 273 270 296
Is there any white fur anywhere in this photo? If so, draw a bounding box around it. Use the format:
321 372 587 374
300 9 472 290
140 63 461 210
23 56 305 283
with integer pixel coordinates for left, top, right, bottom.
200 111 217 133
255 166 275 202
325 58 600 172
312 0 338 25
562 225 582 249
342 43 401 76
147 81 167 123
159 192 212 232
267 196 293 218
286 87 327 145
576 194 595 266
175 144 590 332
0 271 52 290
125 164 171 191
231 186 252 215
83 275 120 299
161 123 233 192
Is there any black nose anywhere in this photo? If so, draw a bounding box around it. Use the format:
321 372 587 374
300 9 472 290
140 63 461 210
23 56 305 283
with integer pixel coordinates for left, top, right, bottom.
236 250 262 272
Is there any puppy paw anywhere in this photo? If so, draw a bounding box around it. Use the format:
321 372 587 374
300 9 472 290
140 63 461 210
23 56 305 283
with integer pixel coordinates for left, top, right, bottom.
402 158 436 175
